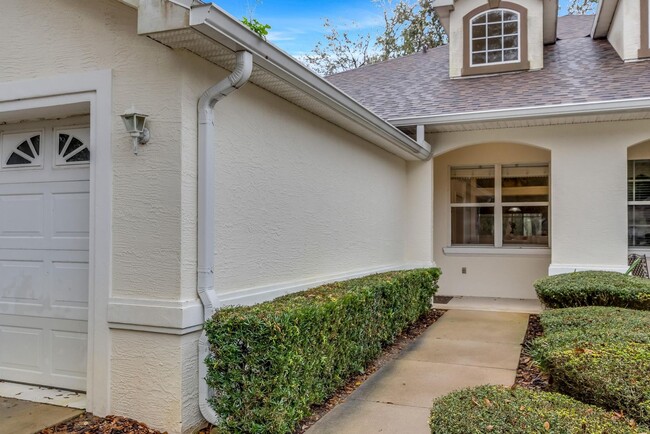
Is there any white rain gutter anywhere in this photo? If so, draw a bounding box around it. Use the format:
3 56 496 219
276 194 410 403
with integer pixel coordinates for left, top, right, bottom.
189 4 430 160
388 97 650 128
197 50 253 425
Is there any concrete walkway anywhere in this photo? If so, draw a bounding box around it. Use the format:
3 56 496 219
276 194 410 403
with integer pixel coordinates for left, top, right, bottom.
1 397 82 434
307 310 529 434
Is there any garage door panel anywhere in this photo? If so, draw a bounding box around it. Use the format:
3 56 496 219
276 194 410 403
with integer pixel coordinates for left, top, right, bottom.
0 318 86 390
51 261 88 308
0 193 45 237
0 324 43 372
0 123 89 391
0 260 45 306
52 192 89 237
51 330 87 378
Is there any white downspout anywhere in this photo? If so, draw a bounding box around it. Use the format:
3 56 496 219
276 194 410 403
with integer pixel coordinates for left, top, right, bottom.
197 50 253 425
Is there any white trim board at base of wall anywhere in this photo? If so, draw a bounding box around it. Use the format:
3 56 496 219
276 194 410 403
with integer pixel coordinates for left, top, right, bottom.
218 262 436 308
106 262 436 334
548 264 629 275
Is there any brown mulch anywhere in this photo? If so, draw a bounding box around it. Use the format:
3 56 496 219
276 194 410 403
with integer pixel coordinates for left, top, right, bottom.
40 309 444 434
38 414 166 434
514 314 550 392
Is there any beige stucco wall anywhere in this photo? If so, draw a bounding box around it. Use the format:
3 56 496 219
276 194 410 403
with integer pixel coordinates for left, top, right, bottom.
0 1 419 433
429 120 650 296
608 0 642 61
628 139 650 160
0 0 187 301
447 0 544 77
433 143 551 298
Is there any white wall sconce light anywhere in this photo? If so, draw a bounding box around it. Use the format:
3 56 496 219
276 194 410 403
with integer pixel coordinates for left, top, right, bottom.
120 106 150 155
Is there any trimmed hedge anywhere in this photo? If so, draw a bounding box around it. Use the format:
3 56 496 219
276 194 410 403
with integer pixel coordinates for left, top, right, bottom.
204 268 440 433
429 385 648 433
531 307 650 424
534 271 650 310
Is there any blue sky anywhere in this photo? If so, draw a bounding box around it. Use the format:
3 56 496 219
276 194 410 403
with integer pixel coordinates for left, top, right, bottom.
214 0 573 56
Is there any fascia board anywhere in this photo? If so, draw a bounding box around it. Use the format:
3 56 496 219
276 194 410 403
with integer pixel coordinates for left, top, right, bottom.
189 4 430 160
388 97 650 127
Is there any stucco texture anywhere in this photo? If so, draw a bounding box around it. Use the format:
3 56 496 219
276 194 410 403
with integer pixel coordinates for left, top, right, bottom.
434 143 551 298
177 53 410 299
429 120 650 296
0 1 421 432
0 0 189 301
608 0 641 61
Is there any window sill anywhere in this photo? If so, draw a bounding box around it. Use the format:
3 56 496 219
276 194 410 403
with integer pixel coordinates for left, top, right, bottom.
461 60 530 77
443 246 551 256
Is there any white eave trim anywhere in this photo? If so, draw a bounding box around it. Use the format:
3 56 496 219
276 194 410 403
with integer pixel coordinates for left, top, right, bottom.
388 97 650 128
188 4 430 160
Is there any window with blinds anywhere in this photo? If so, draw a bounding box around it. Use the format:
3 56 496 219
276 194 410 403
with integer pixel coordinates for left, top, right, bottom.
628 160 650 247
450 163 549 247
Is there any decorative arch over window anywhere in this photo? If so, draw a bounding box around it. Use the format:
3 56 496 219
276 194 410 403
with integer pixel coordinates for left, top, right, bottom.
55 128 90 165
462 2 529 76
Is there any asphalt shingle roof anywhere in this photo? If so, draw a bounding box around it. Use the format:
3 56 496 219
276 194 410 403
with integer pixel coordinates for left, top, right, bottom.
326 15 650 120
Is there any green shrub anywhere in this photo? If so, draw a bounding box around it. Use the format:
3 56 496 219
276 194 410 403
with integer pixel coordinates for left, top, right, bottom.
532 307 650 424
534 271 650 310
429 385 647 433
204 268 440 433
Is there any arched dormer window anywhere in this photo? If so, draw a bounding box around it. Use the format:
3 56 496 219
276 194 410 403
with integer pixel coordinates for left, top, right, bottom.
462 2 529 76
470 9 520 66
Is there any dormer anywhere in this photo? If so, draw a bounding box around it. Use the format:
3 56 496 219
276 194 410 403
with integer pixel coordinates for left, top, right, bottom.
434 0 558 77
592 0 649 61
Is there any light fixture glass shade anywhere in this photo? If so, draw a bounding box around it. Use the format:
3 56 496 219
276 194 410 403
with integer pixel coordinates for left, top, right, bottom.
120 107 148 134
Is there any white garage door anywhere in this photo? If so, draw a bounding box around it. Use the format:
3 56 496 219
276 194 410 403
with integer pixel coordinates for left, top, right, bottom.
0 123 90 391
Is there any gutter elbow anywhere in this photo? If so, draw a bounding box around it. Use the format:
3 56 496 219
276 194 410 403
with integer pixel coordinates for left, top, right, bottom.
199 51 253 113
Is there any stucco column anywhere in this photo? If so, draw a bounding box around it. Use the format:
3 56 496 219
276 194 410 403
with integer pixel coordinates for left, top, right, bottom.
549 138 628 274
405 159 435 267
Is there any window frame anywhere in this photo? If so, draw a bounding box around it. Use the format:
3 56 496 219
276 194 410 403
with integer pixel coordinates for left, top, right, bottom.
462 2 530 76
640 0 650 58
628 159 650 248
469 9 521 68
449 162 550 249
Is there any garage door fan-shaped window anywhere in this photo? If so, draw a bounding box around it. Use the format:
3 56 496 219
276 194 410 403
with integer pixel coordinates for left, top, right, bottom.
58 133 89 164
7 135 40 166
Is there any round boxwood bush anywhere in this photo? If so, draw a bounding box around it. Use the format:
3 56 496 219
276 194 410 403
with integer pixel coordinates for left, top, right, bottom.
534 271 650 310
429 385 647 433
532 307 650 425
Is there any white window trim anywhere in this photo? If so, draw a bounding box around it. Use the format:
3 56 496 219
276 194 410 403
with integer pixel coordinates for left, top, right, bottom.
627 159 650 249
448 162 550 250
0 70 112 417
469 8 521 67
